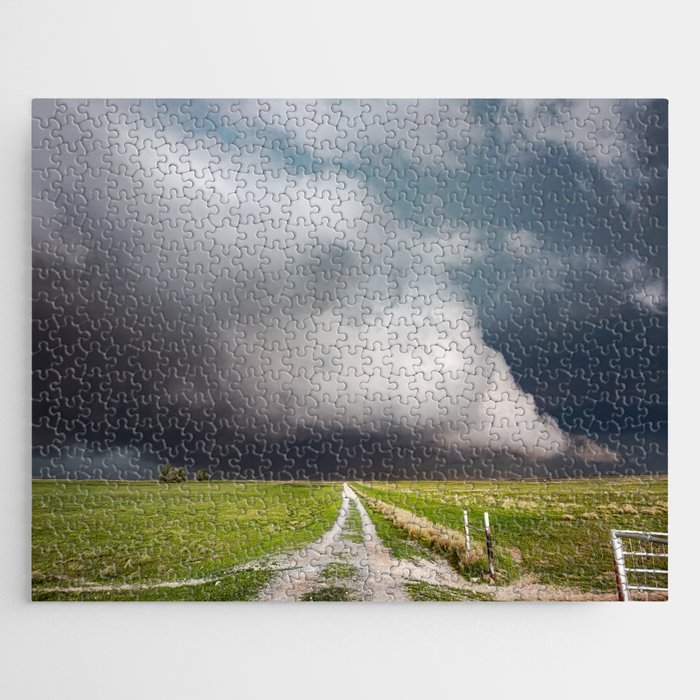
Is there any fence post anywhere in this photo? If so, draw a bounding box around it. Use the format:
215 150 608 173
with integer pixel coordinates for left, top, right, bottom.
484 511 495 578
610 530 630 602
463 510 471 554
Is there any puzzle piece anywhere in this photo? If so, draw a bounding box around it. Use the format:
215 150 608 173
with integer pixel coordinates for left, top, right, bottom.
31 99 667 602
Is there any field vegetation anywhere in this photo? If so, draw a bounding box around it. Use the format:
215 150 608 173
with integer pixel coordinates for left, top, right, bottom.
32 480 340 600
342 500 365 544
354 477 667 592
32 477 667 600
32 570 272 602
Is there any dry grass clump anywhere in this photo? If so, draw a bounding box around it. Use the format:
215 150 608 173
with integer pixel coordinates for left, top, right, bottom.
597 503 639 515
554 502 580 511
360 493 483 568
500 498 541 511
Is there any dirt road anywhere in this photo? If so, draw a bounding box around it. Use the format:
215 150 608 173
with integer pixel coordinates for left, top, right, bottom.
258 483 473 602
37 483 614 601
34 483 464 600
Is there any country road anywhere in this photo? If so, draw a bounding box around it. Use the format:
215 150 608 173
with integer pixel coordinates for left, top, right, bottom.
33 482 619 601
36 483 470 601
258 483 474 602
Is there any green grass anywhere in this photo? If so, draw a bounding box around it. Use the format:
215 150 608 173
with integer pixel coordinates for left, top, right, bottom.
360 499 434 564
32 477 668 599
33 480 341 599
321 562 357 581
33 569 273 602
343 500 364 543
354 477 667 592
357 487 518 582
301 585 353 601
404 581 494 602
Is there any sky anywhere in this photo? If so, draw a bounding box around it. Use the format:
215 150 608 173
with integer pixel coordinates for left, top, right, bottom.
32 99 667 479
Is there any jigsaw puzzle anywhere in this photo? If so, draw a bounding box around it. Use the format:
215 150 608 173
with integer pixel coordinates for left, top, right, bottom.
31 99 668 602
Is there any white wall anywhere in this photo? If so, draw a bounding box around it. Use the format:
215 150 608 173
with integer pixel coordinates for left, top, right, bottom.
1 2 696 698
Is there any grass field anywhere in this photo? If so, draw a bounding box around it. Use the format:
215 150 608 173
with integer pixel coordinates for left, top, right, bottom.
31 570 273 602
354 478 667 592
32 480 341 600
33 477 667 600
363 499 436 564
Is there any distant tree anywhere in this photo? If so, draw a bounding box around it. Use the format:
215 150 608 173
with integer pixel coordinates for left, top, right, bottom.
195 468 211 482
159 464 187 483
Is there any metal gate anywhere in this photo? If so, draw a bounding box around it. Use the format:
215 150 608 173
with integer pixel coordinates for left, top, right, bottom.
610 529 668 601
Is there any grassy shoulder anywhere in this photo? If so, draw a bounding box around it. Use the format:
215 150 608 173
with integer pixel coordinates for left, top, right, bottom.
360 498 435 563
357 487 518 582
32 480 340 588
33 569 273 601
405 581 494 602
355 478 667 592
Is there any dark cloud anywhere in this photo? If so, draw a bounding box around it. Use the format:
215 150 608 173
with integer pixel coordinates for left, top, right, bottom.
32 99 667 479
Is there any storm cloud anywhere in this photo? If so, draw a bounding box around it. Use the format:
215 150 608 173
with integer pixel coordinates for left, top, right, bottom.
32 99 667 479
